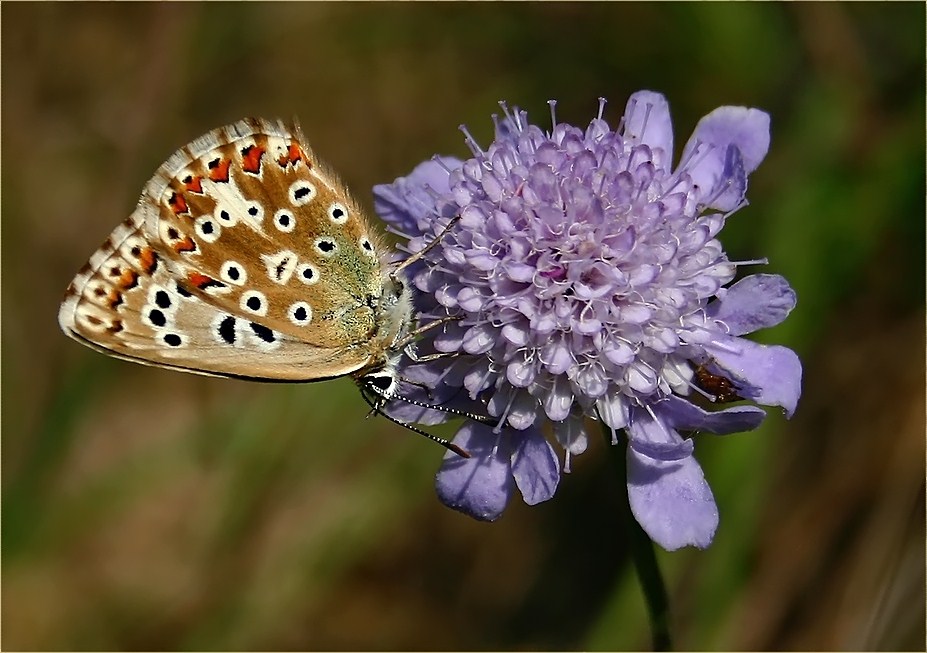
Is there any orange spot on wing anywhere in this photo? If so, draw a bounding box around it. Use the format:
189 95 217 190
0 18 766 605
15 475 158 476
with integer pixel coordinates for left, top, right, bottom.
117 269 139 290
208 158 231 182
278 142 306 167
188 272 224 290
183 175 203 193
168 192 188 215
188 272 211 288
139 248 158 274
173 236 196 254
106 289 123 309
241 145 265 174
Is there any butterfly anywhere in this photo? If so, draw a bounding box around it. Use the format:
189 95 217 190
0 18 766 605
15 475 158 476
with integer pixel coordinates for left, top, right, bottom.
58 118 468 457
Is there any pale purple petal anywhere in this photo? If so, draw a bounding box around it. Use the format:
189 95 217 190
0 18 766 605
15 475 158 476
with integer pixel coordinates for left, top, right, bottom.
683 106 771 174
657 395 767 434
553 415 588 456
678 106 770 211
596 392 630 430
708 274 797 336
702 335 802 417
435 422 514 521
626 407 694 461
373 156 463 235
623 91 674 172
510 427 560 505
627 446 719 551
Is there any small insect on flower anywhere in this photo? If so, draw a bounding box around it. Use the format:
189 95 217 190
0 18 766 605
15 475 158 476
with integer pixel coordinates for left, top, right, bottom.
374 92 803 550
58 118 474 458
692 364 743 403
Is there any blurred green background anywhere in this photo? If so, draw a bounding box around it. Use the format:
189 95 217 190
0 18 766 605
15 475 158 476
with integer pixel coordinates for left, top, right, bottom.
2 3 924 650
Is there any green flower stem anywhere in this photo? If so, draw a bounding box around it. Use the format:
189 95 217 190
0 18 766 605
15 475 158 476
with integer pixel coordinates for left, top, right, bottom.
603 423 672 651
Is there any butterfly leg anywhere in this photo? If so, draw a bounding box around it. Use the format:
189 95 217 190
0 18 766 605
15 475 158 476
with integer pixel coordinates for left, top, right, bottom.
403 348 457 364
393 314 460 352
391 215 461 276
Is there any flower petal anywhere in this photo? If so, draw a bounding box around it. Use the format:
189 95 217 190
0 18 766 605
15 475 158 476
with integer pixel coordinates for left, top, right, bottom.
627 445 718 551
597 392 629 431
702 336 802 417
510 427 561 506
623 91 674 172
708 274 797 336
679 106 770 211
435 422 514 521
657 395 766 434
373 157 463 235
553 414 588 456
542 375 574 422
626 407 694 461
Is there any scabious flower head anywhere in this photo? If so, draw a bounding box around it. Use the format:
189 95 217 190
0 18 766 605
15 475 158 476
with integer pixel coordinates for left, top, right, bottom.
374 91 802 550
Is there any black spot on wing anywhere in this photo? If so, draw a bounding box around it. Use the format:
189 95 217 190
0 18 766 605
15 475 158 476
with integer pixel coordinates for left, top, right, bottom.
249 322 275 343
149 309 167 327
219 316 236 344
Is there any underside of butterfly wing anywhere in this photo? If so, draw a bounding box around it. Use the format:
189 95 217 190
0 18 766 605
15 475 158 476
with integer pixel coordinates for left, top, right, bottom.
59 118 406 381
58 218 374 381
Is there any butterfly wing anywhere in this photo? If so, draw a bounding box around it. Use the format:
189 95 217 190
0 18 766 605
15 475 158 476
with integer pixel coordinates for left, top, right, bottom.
59 118 395 381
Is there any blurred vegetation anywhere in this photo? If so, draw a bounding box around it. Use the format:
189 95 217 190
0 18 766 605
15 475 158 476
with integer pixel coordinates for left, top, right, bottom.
2 3 924 650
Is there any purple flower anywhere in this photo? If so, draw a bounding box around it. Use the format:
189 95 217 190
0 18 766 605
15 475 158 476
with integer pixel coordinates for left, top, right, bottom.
373 91 801 551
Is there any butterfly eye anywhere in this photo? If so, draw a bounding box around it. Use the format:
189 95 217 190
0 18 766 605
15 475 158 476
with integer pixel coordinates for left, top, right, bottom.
314 238 338 257
359 237 375 257
240 290 268 316
288 301 313 326
195 217 221 242
328 203 348 225
273 209 295 233
220 261 247 286
296 263 319 285
289 181 316 206
366 372 396 396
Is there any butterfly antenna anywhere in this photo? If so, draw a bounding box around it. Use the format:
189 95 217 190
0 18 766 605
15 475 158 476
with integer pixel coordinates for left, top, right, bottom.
359 388 471 459
389 388 498 426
